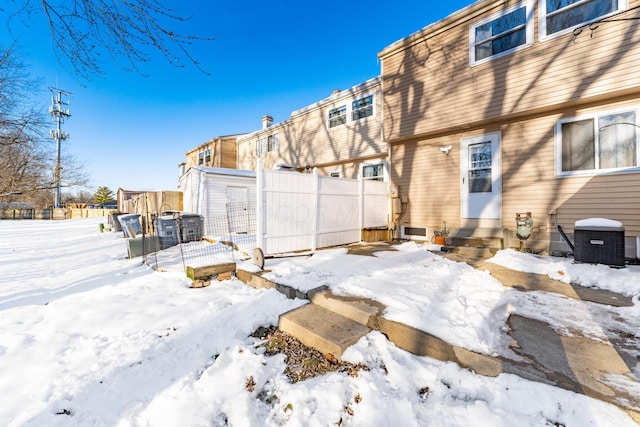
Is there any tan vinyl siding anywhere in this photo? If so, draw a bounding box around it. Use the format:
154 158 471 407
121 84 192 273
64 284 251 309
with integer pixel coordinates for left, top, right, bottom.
291 95 384 167
391 136 462 231
392 109 640 236
219 139 237 169
237 122 295 171
383 0 640 241
237 78 386 177
381 1 640 142
184 136 240 170
502 107 640 236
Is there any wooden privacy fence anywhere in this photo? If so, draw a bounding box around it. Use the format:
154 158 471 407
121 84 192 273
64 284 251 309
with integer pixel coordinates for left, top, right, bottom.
256 159 389 255
67 208 115 219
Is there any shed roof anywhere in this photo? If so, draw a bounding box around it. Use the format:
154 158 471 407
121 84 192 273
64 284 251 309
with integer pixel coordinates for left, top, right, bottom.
188 166 256 178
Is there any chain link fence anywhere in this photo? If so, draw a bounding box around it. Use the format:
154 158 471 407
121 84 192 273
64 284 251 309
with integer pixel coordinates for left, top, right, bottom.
141 202 257 272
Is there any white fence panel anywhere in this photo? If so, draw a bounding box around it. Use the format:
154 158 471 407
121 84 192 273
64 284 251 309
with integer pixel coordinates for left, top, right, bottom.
261 169 315 254
316 176 361 249
363 179 390 227
256 160 389 255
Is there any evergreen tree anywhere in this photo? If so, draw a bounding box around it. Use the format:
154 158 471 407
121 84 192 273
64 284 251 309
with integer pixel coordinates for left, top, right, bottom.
94 186 114 205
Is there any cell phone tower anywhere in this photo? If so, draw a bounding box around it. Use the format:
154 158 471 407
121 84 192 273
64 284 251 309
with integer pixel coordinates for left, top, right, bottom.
49 87 72 209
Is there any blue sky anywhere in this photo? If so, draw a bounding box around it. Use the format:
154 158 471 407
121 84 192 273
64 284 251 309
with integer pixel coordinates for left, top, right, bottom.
7 1 473 194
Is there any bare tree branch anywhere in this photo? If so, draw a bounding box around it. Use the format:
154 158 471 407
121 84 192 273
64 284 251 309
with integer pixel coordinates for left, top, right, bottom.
4 0 215 81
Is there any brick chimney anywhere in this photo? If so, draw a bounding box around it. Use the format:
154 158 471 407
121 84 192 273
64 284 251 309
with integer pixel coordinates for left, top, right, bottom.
262 115 273 129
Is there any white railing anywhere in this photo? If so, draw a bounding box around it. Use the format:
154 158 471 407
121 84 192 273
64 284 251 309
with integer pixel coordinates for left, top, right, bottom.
256 159 389 255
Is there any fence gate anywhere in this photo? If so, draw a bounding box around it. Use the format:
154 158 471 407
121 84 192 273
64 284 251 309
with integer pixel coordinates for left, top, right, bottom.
255 159 389 256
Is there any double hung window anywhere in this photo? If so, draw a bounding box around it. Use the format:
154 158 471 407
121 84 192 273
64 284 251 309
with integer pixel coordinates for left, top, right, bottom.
327 93 376 128
470 2 533 64
267 134 279 151
352 95 374 121
328 106 347 128
541 0 625 38
255 138 266 156
256 133 279 156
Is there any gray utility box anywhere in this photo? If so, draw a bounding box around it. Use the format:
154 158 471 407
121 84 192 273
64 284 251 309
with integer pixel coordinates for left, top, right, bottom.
156 215 179 249
574 218 625 267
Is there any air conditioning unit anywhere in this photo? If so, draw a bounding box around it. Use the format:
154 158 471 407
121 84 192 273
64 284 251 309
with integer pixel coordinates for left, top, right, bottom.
574 218 625 267
401 225 429 241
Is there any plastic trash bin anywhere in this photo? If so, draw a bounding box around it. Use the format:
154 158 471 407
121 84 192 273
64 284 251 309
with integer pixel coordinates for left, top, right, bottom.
118 214 142 238
109 212 123 232
178 213 204 243
156 215 179 249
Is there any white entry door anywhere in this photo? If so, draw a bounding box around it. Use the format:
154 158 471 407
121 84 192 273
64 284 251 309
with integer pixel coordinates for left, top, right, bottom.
460 132 501 219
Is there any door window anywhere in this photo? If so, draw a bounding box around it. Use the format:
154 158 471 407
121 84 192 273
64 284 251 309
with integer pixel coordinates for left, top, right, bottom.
468 142 492 193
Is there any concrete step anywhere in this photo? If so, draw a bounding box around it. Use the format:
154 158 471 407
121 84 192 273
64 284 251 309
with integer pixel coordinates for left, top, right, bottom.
441 236 503 258
309 288 384 326
447 236 503 249
448 227 504 239
441 245 498 258
278 303 371 360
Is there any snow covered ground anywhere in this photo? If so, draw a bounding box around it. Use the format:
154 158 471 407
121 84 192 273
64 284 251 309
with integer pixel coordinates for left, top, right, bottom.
0 217 638 426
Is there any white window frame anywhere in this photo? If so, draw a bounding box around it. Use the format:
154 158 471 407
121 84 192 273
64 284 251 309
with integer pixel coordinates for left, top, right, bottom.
328 105 347 128
198 151 205 165
255 133 279 157
327 92 376 129
555 105 640 177
204 148 211 163
360 160 387 182
267 133 279 152
255 138 267 156
539 0 627 41
329 169 342 178
352 94 375 121
469 0 534 66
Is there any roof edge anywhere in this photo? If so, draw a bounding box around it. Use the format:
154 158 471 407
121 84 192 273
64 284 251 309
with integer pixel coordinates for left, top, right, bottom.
290 76 382 118
378 0 503 60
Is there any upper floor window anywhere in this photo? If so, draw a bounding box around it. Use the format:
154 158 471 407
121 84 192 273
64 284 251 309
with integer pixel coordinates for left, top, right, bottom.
198 148 212 165
328 105 347 128
470 1 533 65
256 138 266 156
267 134 279 151
556 107 638 176
256 133 279 156
352 95 374 121
327 93 377 129
540 0 626 39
